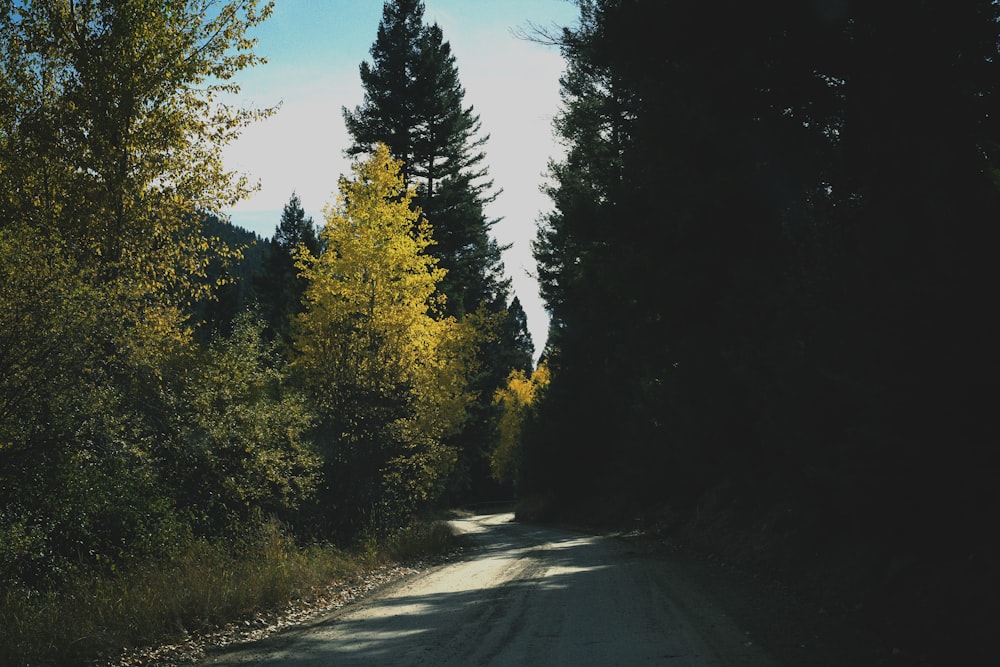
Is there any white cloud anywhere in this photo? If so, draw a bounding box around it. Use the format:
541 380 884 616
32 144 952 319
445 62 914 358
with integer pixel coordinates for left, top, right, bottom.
225 67 359 227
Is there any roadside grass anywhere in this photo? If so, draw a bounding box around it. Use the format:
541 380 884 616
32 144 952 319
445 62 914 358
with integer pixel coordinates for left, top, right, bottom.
379 518 455 563
0 517 457 666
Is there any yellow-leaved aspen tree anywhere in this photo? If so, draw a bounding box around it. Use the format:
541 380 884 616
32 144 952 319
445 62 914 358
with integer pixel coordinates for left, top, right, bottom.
294 144 475 531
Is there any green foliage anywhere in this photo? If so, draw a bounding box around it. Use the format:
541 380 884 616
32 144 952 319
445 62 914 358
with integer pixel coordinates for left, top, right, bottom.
160 315 319 533
0 226 179 586
0 238 317 585
0 0 286 588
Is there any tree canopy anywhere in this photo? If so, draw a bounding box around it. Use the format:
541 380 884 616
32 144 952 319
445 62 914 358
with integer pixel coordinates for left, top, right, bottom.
0 0 306 587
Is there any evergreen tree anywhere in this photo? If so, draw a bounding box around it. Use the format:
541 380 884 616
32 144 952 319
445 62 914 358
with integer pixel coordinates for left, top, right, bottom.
343 0 508 317
342 0 424 178
258 192 321 345
529 8 1000 656
344 0 530 502
497 296 534 376
193 214 266 340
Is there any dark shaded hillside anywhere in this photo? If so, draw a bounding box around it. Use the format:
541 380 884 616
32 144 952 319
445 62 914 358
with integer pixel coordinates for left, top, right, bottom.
191 214 266 339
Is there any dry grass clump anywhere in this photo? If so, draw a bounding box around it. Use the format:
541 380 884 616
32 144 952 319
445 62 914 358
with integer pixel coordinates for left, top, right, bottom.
0 517 454 665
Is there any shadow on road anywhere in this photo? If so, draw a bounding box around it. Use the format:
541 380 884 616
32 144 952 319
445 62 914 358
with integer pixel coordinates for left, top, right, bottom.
204 514 773 666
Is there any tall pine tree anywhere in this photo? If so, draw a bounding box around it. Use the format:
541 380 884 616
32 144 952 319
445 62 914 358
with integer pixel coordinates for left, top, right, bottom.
257 192 321 345
342 0 507 317
344 0 534 501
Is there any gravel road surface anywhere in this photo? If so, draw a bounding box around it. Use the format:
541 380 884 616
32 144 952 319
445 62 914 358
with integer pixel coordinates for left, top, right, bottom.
201 513 779 666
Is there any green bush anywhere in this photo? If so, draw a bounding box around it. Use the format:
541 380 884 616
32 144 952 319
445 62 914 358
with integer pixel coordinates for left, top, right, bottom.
382 520 457 563
158 315 320 535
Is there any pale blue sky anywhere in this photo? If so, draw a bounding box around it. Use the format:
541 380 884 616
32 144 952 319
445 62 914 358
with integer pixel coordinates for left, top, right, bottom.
224 0 578 356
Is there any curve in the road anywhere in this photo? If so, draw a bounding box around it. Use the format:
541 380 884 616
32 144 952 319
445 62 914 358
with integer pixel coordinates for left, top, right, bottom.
202 513 778 667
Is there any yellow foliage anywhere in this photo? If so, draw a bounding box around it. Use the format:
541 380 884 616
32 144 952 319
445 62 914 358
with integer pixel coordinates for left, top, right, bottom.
491 361 550 485
0 0 274 369
294 145 475 506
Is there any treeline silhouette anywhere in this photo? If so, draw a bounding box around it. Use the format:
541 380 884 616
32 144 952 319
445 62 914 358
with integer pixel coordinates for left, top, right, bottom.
523 1 998 660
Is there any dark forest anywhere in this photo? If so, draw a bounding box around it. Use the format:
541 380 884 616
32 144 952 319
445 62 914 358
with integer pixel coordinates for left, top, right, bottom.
522 1 999 661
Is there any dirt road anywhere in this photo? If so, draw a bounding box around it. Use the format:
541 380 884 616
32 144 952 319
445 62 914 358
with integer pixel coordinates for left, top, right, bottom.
202 513 778 666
